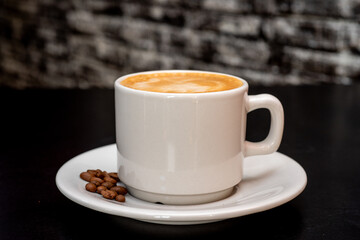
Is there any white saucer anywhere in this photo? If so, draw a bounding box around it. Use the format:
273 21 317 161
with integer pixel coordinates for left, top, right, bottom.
56 144 307 225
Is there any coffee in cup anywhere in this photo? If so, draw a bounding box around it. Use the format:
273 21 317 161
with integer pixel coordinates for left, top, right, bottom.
120 72 243 93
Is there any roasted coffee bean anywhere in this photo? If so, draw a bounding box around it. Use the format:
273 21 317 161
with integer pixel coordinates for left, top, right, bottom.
87 169 98 175
88 169 102 178
108 172 120 181
85 183 97 192
104 176 117 184
95 169 106 178
96 185 107 194
115 195 126 202
90 177 104 186
101 181 115 188
82 169 126 203
101 189 117 200
80 172 94 182
102 171 110 178
110 186 128 195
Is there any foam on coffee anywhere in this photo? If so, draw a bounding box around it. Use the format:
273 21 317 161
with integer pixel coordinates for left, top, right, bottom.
120 72 243 93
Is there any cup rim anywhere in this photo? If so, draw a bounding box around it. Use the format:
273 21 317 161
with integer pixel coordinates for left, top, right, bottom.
114 70 249 96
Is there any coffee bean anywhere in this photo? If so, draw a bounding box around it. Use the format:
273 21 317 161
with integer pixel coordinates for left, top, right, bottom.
82 169 127 203
104 176 117 184
110 186 128 195
87 169 98 175
90 177 104 186
85 183 97 192
80 172 94 182
115 195 126 202
102 171 110 178
108 172 120 181
101 189 117 200
96 185 107 194
94 169 105 178
102 181 115 188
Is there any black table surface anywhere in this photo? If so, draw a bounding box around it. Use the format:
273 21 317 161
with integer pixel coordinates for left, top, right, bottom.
1 85 359 239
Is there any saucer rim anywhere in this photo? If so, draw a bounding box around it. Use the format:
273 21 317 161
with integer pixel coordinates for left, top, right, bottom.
56 144 307 224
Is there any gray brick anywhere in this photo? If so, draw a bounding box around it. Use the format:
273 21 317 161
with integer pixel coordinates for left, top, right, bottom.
263 16 356 51
66 10 99 34
44 42 68 58
346 22 360 51
291 0 359 18
214 37 271 70
284 47 360 77
184 11 220 31
115 18 159 50
202 0 252 13
218 15 261 37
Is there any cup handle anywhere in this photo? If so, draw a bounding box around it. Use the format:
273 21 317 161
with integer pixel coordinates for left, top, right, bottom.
244 94 284 157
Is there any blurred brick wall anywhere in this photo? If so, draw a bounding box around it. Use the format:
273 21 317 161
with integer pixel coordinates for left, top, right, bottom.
0 0 360 88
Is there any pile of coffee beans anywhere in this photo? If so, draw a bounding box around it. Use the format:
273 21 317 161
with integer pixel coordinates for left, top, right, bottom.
80 169 127 202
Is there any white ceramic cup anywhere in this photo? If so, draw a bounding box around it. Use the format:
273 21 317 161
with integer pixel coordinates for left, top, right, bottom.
115 70 284 205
